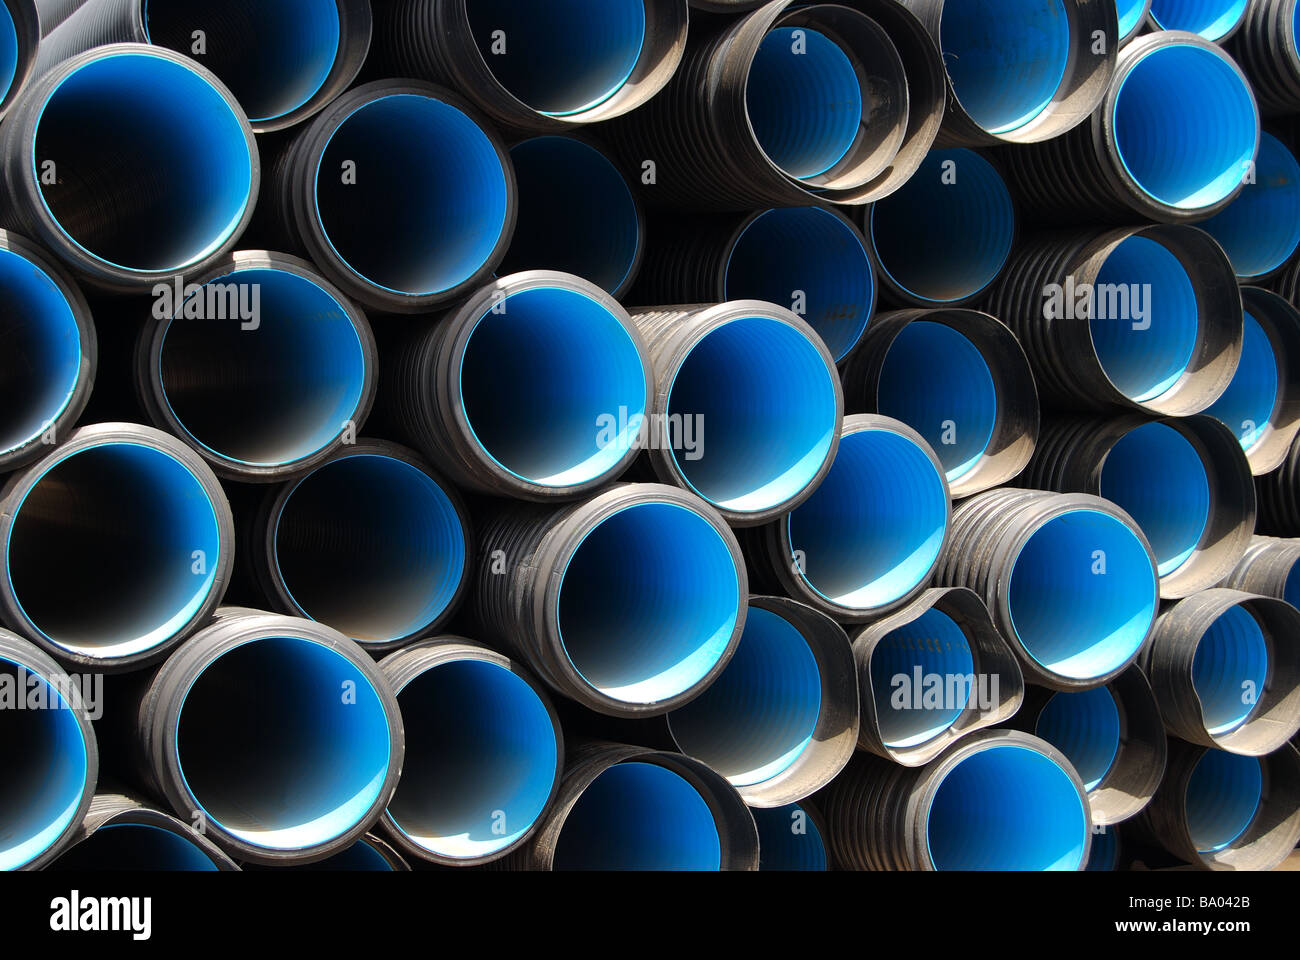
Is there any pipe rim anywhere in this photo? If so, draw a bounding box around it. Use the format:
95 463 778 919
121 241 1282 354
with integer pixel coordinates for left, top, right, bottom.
1147 0 1248 40
53 804 238 871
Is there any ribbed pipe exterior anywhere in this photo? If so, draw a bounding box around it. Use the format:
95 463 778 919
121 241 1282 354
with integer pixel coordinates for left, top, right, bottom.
1227 0 1300 114
35 0 86 35
1223 535 1300 600
51 792 240 870
1256 432 1300 534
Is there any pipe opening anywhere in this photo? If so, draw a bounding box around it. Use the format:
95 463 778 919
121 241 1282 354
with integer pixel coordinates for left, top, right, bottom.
315 94 509 296
1034 687 1122 790
667 607 822 786
52 823 220 871
724 207 874 363
0 248 82 454
870 608 974 748
466 0 645 116
870 149 1014 303
938 0 1070 134
876 321 997 481
925 744 1088 870
7 442 222 658
0 658 87 871
1201 133 1300 279
1112 43 1257 210
558 502 741 704
273 455 466 644
667 315 838 513
1099 423 1210 576
158 267 367 467
1008 509 1157 680
459 286 646 487
501 138 639 295
753 804 827 871
1205 312 1279 453
787 427 947 610
0 2 17 106
177 635 391 850
303 839 396 870
1185 750 1261 852
1192 605 1268 736
388 659 557 860
1086 825 1119 870
1286 561 1300 608
1148 0 1248 39
143 0 341 123
33 51 253 273
553 761 721 870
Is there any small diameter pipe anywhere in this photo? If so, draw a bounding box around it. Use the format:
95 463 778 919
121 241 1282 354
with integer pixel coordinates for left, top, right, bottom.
753 801 829 871
49 793 237 870
840 309 1039 496
629 300 842 526
852 586 1025 767
1224 536 1300 605
0 423 234 672
1141 588 1300 754
127 608 404 866
0 43 258 290
936 488 1158 690
136 251 376 482
665 596 858 807
1201 133 1300 281
377 271 650 501
820 729 1092 870
1118 0 1154 42
1147 0 1249 40
1228 0 1300 113
744 415 950 623
0 1 36 118
247 440 471 652
1023 415 1256 598
0 629 97 871
987 224 1243 417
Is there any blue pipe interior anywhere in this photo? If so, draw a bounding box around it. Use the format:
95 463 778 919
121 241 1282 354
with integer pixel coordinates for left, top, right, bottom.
1034 687 1123 791
1148 0 1249 39
158 267 366 467
52 824 220 871
1008 509 1157 681
501 137 640 294
1201 133 1300 279
870 608 975 749
176 636 391 850
6 442 222 659
1099 422 1210 577
0 658 88 871
0 1 17 106
667 607 822 787
1185 750 1262 853
1091 235 1199 403
925 744 1088 870
0 248 82 455
459 286 647 488
753 804 828 871
299 838 396 871
746 27 863 181
466 0 645 116
1113 43 1258 210
938 0 1070 134
1085 826 1119 870
1192 605 1268 736
143 0 341 123
552 761 722 870
315 94 509 296
787 427 947 611
1205 311 1279 452
558 502 741 705
667 314 838 514
387 659 557 860
1286 560 1300 608
876 320 997 482
33 51 252 273
870 149 1015 303
273 454 466 644
724 207 875 362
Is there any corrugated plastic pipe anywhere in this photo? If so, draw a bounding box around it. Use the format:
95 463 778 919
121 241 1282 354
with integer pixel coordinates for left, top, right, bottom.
49 793 237 870
1228 0 1300 113
753 801 829 871
1118 0 1154 41
1256 432 1300 534
35 0 83 33
1147 0 1249 39
0 1 36 117
1224 535 1300 604
1200 133 1300 281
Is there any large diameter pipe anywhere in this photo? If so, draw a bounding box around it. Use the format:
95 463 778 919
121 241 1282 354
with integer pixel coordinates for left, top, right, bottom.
1200 132 1300 281
753 801 829 871
0 629 97 871
0 1 36 118
473 483 747 718
49 793 238 870
1224 535 1300 604
0 423 234 672
1228 0 1300 113
1147 0 1249 38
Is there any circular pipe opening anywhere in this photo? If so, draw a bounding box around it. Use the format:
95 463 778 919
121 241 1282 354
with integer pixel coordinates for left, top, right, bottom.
1205 312 1279 454
1008 509 1158 680
315 93 509 297
0 3 18 107
273 455 466 644
1147 0 1248 39
158 267 367 468
387 659 557 860
176 635 391 850
1099 423 1210 576
558 502 741 704
1034 687 1122 790
553 762 722 870
870 608 974 748
1200 133 1300 280
1185 750 1261 852
33 50 253 273
0 658 88 871
870 149 1014 303
459 286 646 488
1192 605 1268 736
925 744 1088 870
787 427 947 611
7 442 222 659
724 207 875 363
52 823 220 871
753 804 827 871
667 314 838 514
1118 0 1150 38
